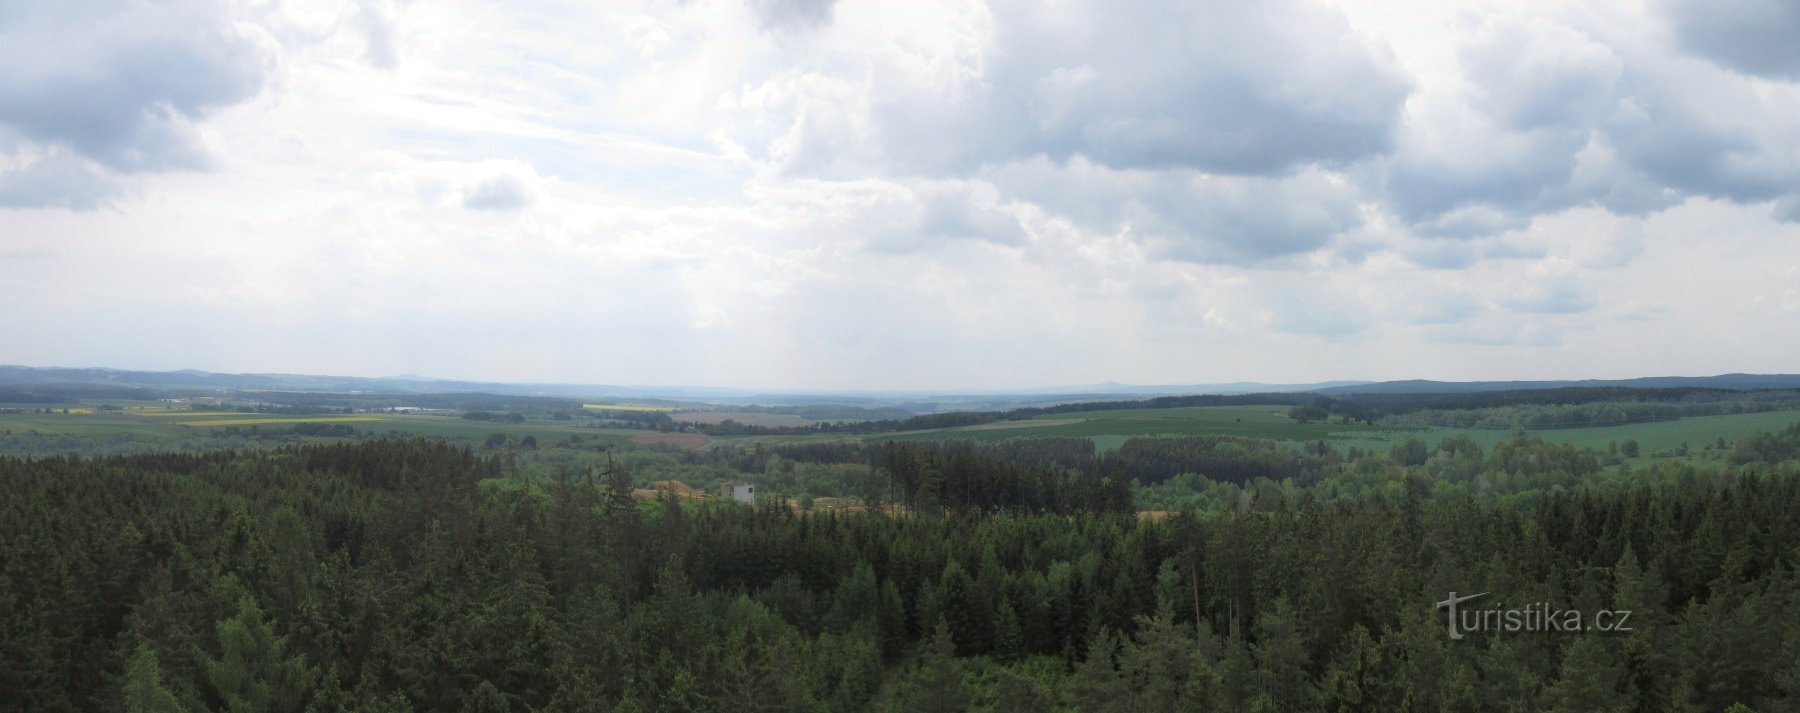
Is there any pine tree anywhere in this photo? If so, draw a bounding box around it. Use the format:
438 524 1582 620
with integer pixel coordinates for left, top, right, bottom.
990 669 1046 712
1252 598 1320 712
1072 626 1125 712
908 618 967 713
1118 601 1195 712
1548 637 1631 713
201 594 317 713
459 681 510 713
994 603 1023 663
124 643 187 713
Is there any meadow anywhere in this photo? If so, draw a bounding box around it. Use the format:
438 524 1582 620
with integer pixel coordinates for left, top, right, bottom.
867 402 1800 462
177 416 385 427
874 404 1386 443
0 406 641 447
7 397 1799 467
672 410 817 427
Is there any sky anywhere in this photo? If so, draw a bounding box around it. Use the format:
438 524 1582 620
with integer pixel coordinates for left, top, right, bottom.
1 0 1797 390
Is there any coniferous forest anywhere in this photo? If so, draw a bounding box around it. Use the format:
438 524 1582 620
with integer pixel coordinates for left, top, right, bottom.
4 432 1800 712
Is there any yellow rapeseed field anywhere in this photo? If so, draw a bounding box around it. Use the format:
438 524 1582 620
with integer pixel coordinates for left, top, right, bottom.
583 403 676 412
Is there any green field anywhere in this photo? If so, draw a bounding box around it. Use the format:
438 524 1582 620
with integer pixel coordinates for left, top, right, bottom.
1523 410 1800 458
674 411 817 427
178 416 386 427
0 411 191 443
0 409 640 447
352 414 637 444
7 401 1798 463
875 404 1387 443
864 403 1800 462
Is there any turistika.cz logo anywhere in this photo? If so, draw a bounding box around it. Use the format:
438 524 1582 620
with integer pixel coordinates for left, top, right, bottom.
1435 591 1633 640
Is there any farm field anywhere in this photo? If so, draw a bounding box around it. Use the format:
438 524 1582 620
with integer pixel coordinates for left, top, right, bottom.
1520 409 1800 458
130 411 246 418
863 403 1800 464
287 413 639 445
7 400 1798 466
178 416 385 427
874 404 1387 443
672 411 817 427
0 411 191 443
1324 409 1800 461
0 408 641 447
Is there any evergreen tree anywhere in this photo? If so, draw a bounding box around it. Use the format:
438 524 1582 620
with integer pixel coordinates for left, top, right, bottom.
907 619 967 713
1548 637 1632 713
201 594 317 713
124 643 187 713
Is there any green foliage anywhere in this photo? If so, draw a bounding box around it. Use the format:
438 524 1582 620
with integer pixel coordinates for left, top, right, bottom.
2 437 1799 710
125 643 187 713
201 594 316 713
1390 436 1429 467
906 619 968 713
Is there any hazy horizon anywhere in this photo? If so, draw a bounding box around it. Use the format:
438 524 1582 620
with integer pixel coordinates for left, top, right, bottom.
10 360 1800 397
3 0 1797 390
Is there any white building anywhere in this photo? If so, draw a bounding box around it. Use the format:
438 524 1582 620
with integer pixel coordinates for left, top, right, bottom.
721 480 755 503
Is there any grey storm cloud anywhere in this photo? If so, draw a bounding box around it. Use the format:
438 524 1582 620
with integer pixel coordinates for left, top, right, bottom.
0 0 276 209
1659 0 1800 80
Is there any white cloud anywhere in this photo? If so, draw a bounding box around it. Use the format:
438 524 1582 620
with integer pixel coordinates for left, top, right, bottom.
0 0 276 171
0 0 278 208
2 0 1799 387
728 0 1412 178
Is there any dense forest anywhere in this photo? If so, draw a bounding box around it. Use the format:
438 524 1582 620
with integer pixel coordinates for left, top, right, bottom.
1378 392 1800 430
4 433 1799 712
679 387 1800 437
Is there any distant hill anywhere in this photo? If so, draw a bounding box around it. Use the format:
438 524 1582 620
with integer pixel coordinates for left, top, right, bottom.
0 365 1369 407
1313 374 1800 395
998 380 1372 396
4 364 1797 409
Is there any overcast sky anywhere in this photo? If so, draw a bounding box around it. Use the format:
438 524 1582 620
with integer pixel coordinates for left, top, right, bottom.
2 0 1797 389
